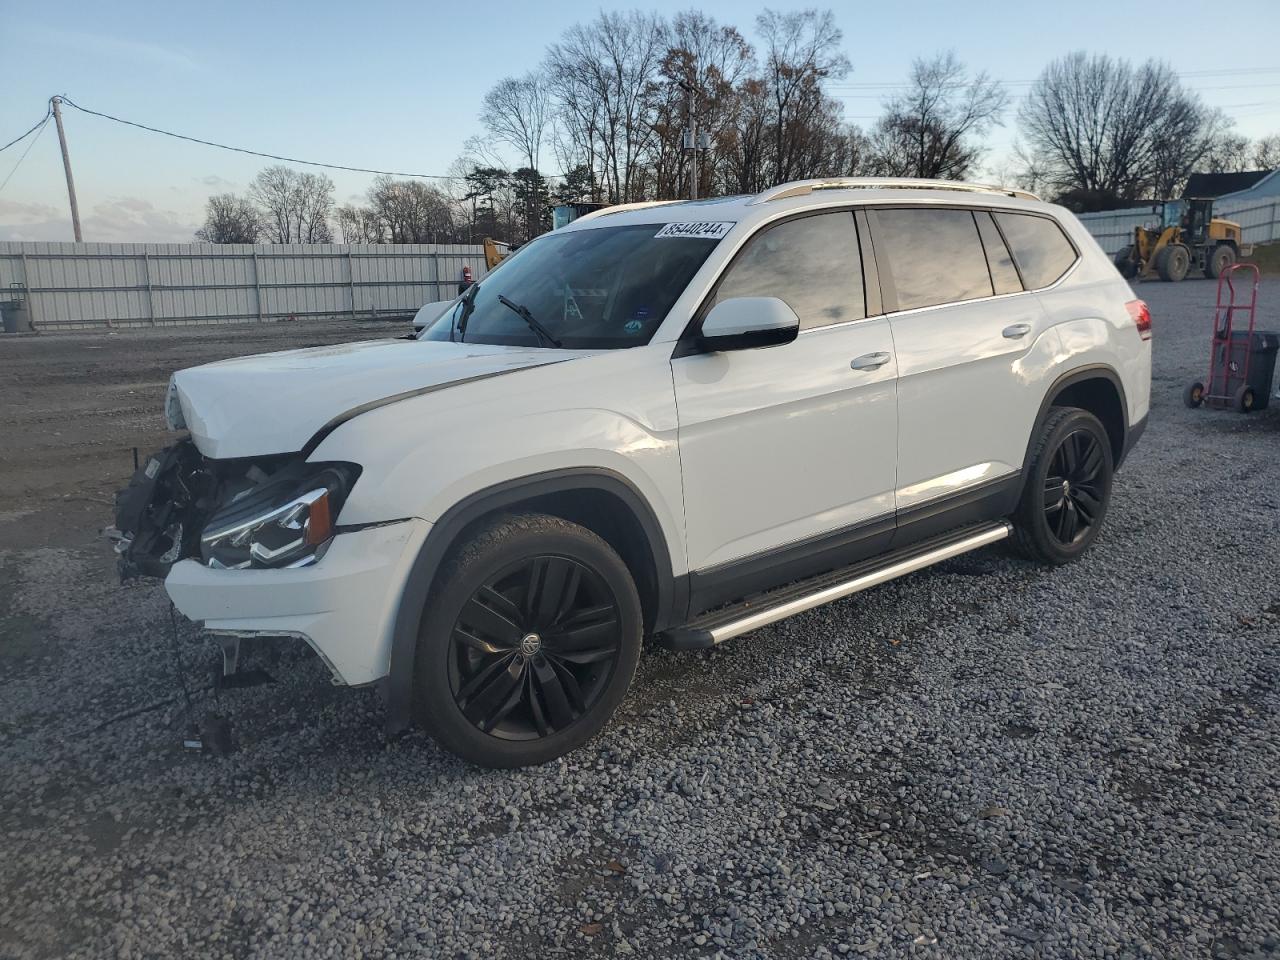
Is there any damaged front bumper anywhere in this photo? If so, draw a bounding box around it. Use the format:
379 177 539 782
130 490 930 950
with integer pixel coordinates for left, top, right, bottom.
165 518 430 685
110 438 427 686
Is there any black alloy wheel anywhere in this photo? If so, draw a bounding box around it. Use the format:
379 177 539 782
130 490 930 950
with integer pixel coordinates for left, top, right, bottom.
1011 406 1114 565
414 513 642 768
1042 429 1106 546
449 554 622 740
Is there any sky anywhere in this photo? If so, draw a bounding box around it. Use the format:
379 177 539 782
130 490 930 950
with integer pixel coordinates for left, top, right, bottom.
2 0 1279 243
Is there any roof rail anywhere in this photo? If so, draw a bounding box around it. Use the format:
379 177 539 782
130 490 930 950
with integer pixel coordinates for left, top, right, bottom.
571 200 685 225
749 177 1040 205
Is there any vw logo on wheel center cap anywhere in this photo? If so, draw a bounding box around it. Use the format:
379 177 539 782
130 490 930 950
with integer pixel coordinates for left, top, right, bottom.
520 633 542 656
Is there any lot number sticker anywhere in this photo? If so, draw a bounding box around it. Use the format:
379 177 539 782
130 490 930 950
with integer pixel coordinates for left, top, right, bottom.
654 221 734 240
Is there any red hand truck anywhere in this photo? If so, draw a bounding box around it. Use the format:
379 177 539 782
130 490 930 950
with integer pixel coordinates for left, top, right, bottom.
1184 262 1266 413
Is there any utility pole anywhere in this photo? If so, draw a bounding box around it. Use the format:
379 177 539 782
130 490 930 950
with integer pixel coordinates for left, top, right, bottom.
679 74 700 201
687 79 698 201
51 97 83 242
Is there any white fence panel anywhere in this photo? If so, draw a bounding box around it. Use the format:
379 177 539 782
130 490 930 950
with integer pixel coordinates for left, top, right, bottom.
1075 206 1161 257
0 241 488 331
1215 197 1280 246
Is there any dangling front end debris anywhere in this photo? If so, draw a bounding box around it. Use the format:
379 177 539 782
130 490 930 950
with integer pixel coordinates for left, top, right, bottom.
106 439 359 581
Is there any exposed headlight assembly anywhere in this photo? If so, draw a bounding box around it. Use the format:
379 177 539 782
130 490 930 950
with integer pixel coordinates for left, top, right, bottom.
200 463 359 570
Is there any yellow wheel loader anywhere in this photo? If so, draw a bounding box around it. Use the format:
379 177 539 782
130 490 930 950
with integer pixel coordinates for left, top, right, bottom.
1114 198 1248 282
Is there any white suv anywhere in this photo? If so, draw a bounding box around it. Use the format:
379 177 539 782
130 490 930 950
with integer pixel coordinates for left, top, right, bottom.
111 178 1152 768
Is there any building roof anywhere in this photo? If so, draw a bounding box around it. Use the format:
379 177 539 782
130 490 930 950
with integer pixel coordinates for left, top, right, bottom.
1182 170 1273 198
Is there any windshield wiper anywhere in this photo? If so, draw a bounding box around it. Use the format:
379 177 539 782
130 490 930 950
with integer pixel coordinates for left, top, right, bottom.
454 282 481 343
497 294 563 348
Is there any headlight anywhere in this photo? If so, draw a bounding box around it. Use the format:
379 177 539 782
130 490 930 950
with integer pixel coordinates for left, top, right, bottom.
200 464 358 570
165 377 187 431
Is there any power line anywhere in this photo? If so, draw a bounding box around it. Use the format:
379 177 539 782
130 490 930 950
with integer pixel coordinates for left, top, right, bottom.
1 108 53 154
0 117 51 195
56 96 460 180
828 67 1280 92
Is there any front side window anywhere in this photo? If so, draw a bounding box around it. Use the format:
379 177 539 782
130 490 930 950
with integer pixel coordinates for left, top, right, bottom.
994 212 1078 289
422 223 723 349
711 212 865 330
874 208 994 311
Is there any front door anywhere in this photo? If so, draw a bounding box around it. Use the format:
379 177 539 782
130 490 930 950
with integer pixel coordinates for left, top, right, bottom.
672 209 899 609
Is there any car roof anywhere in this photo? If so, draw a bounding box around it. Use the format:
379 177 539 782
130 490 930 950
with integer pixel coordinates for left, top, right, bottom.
559 179 1053 235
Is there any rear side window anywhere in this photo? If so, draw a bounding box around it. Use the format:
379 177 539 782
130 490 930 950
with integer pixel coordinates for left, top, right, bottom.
874 209 993 310
975 212 1022 295
713 212 865 330
994 212 1078 289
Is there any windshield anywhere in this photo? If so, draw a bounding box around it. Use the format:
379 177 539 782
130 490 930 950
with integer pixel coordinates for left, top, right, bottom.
421 223 727 349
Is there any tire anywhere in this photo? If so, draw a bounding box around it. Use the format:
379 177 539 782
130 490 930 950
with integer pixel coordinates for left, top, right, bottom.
413 512 642 768
1114 246 1139 279
1234 384 1256 413
1156 244 1190 282
1184 381 1205 408
1205 243 1235 279
1011 407 1114 565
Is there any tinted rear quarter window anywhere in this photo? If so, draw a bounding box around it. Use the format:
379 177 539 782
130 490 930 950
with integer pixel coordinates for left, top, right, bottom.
713 212 865 330
874 209 993 311
994 212 1078 289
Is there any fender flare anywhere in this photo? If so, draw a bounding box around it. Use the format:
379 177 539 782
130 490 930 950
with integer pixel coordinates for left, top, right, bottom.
1017 364 1133 494
382 467 679 735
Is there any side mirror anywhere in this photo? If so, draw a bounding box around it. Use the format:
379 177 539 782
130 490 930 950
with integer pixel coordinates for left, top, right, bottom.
412 298 456 333
698 297 800 352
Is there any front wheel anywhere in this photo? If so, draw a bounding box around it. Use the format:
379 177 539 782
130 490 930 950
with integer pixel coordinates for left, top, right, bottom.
1114 245 1139 279
1156 244 1190 282
413 513 642 768
1012 407 1114 565
1184 381 1205 408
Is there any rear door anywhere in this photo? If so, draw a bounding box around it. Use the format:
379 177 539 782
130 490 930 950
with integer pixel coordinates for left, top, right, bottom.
869 206 1055 542
672 210 899 606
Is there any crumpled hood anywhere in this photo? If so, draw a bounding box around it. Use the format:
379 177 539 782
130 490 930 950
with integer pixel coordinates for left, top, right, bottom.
171 338 579 459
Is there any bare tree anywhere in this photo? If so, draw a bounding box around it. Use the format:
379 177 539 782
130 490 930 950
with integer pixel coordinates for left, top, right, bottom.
481 72 551 236
546 11 668 202
1018 53 1214 209
755 9 850 186
1254 133 1280 169
335 204 385 244
1202 128 1254 174
194 193 260 243
481 73 551 173
868 52 1008 179
364 176 459 243
249 165 335 243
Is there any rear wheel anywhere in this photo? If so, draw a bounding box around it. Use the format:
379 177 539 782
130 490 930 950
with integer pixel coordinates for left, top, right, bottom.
1012 407 1114 565
1235 384 1256 413
1156 243 1190 282
1205 243 1235 279
1184 381 1205 408
414 513 642 768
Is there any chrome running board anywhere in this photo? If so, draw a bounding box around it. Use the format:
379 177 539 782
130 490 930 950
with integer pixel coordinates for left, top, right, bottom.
661 521 1012 649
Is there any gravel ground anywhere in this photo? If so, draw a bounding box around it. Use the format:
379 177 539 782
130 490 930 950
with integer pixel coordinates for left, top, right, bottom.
2 284 1279 959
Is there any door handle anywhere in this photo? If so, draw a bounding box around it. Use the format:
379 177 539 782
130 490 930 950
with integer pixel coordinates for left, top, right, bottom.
1002 322 1032 339
850 351 892 371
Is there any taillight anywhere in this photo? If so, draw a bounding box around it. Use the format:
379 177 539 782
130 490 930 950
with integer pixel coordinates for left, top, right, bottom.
1126 299 1152 341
